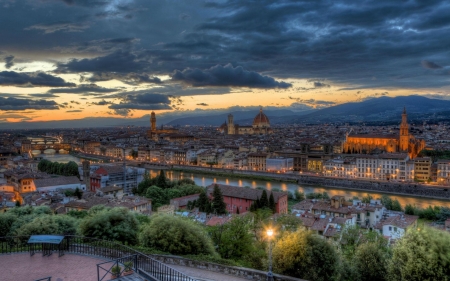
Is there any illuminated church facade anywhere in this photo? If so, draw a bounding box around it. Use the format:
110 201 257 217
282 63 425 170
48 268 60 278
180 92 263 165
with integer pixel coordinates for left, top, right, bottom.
219 107 273 135
343 108 425 158
147 111 178 140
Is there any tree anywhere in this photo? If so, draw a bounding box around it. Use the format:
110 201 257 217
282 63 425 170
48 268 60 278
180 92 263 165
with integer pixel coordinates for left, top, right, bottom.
0 212 17 237
391 199 402 211
273 230 339 281
74 187 83 199
79 207 139 245
381 195 393 210
211 184 227 214
388 227 450 281
269 193 276 213
353 242 390 281
362 194 373 203
156 170 168 189
130 149 138 160
15 215 78 236
145 185 167 210
260 190 269 208
210 216 253 259
197 190 210 213
140 215 216 256
294 190 305 201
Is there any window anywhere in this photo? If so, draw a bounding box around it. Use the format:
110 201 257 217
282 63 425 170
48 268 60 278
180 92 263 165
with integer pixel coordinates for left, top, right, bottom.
367 212 370 216
389 226 392 231
394 227 397 232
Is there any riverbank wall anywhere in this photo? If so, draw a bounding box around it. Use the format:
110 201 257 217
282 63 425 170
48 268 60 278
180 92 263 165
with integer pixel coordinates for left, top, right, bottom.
171 165 450 200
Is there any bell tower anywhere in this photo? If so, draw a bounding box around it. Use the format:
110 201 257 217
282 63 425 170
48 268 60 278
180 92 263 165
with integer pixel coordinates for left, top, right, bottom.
150 111 156 131
227 114 234 135
399 107 409 151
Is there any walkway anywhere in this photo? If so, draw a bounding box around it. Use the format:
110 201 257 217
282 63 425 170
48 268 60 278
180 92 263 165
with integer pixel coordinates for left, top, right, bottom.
170 264 249 281
0 253 105 281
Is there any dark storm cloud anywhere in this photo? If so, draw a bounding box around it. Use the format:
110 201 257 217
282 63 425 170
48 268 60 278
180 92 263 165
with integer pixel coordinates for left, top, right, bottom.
29 93 60 98
421 60 443 70
196 103 208 106
83 72 162 85
56 0 108 7
25 21 90 34
56 51 148 73
48 84 118 94
313 82 330 88
0 97 59 110
54 38 139 54
2 0 450 91
108 93 172 112
172 64 291 88
0 71 75 87
4 55 14 69
90 99 111 105
66 109 82 112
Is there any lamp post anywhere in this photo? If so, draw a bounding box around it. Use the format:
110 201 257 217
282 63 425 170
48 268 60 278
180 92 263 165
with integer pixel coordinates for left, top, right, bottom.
267 229 274 281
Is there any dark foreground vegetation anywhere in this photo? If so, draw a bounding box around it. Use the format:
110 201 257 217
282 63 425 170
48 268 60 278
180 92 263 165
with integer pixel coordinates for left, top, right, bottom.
2 171 450 280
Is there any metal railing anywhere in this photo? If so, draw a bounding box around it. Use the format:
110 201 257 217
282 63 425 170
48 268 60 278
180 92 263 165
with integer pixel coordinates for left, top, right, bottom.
34 277 51 281
0 235 197 281
97 254 138 281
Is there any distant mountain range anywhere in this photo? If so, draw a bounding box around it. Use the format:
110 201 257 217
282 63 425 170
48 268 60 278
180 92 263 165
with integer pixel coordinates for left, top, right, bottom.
1 95 450 129
295 95 450 124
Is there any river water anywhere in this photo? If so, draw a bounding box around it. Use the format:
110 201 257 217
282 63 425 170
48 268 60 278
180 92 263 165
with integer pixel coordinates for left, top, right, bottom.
148 170 450 209
39 154 450 209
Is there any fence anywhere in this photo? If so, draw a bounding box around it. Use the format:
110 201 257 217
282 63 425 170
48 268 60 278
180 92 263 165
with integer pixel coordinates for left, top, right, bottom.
0 235 197 281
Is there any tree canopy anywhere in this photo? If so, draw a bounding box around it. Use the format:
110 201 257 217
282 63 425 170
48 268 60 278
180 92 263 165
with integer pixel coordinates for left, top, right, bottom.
140 215 216 256
79 207 139 245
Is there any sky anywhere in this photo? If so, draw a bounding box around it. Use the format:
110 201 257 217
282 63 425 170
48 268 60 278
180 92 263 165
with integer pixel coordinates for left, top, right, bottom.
0 0 449 124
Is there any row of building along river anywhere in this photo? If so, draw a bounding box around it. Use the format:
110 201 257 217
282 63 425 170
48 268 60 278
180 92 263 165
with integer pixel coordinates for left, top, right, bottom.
41 153 450 209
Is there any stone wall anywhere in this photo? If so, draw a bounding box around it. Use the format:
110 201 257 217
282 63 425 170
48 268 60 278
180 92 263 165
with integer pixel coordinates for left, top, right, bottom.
296 176 450 199
152 254 306 281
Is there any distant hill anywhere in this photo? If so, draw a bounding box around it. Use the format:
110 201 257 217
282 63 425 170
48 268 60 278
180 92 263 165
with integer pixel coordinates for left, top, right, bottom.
295 95 450 123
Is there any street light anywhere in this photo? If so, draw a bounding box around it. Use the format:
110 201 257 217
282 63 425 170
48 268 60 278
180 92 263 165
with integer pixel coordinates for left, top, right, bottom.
267 229 274 281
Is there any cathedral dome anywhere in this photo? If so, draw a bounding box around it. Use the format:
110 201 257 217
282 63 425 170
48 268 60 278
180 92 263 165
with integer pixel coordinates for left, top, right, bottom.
253 107 270 127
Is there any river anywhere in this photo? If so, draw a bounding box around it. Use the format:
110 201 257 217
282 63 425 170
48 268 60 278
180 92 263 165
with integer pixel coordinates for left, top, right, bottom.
147 169 450 209
39 153 450 208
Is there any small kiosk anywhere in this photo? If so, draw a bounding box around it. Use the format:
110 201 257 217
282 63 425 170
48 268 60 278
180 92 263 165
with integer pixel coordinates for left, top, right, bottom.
28 235 65 257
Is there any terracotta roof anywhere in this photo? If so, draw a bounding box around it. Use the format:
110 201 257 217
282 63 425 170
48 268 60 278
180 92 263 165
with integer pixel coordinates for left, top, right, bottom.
375 214 418 230
347 134 398 139
100 186 123 193
206 184 287 203
34 176 81 188
253 108 270 126
170 193 200 208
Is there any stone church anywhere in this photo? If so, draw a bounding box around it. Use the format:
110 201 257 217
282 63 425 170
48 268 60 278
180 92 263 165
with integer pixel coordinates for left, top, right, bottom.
343 108 425 158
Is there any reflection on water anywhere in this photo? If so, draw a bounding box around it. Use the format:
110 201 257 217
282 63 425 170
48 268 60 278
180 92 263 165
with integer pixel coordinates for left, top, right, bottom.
148 169 450 209
40 153 81 164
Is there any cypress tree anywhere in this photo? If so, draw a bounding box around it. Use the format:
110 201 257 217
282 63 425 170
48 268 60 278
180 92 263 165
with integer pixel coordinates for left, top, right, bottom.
212 184 227 214
269 192 276 213
156 170 168 188
197 190 209 212
260 190 269 208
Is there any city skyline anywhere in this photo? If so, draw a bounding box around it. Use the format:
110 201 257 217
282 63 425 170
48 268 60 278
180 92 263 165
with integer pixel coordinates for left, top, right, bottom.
0 0 449 124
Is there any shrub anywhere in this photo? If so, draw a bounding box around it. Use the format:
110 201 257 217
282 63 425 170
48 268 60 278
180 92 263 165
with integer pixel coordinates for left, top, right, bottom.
140 215 216 256
273 230 339 281
80 207 139 245
388 227 450 281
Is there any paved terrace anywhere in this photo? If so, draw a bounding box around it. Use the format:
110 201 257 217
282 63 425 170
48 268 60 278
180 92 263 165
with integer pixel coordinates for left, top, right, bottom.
0 253 106 281
0 253 252 281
